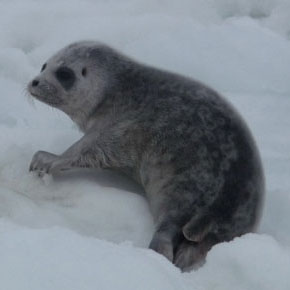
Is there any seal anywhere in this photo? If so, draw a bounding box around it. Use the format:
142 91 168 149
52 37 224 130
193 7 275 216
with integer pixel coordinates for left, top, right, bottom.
27 41 264 271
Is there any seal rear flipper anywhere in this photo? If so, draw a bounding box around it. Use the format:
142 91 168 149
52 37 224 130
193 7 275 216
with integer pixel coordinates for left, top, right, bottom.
174 233 219 271
182 214 215 242
149 234 174 262
149 222 182 262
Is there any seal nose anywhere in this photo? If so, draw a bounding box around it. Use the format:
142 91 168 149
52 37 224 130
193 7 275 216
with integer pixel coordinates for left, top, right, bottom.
32 79 39 87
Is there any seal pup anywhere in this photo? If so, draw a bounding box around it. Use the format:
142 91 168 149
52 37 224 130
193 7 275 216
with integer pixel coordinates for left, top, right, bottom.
28 41 264 271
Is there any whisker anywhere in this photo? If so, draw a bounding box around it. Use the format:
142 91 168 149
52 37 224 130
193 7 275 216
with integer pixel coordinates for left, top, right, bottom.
22 84 35 107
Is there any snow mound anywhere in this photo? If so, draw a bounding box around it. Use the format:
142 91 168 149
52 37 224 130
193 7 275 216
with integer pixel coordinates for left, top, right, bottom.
1 221 289 290
187 234 290 290
0 220 185 290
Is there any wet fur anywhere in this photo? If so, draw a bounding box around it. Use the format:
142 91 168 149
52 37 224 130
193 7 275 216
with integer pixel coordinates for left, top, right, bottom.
28 41 265 271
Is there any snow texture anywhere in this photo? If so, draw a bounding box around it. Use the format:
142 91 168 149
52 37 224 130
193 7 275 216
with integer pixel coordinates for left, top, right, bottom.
0 0 290 289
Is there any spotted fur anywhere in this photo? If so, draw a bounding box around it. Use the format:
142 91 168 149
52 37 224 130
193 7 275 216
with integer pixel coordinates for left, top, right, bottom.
28 41 265 271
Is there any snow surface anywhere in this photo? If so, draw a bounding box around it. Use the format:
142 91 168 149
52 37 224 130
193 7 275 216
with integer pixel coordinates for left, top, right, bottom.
0 0 290 289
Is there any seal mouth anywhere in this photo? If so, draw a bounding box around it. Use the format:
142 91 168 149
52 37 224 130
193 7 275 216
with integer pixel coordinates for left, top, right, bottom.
28 86 63 107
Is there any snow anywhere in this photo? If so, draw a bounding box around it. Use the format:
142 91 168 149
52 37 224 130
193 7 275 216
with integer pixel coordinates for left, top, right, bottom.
0 0 289 289
0 220 187 290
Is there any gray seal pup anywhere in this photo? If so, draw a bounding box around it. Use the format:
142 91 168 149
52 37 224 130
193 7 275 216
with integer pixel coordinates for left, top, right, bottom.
28 41 264 271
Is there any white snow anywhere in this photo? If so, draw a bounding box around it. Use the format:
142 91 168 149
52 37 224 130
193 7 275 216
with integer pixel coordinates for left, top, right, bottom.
0 0 290 289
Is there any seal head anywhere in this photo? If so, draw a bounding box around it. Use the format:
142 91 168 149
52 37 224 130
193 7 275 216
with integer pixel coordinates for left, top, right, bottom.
28 42 110 130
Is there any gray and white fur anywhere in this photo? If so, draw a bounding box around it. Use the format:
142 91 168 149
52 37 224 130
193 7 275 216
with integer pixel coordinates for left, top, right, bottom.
28 41 265 271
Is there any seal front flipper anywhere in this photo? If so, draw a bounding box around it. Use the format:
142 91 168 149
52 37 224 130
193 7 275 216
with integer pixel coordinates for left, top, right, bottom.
29 151 59 177
29 151 78 176
29 133 111 176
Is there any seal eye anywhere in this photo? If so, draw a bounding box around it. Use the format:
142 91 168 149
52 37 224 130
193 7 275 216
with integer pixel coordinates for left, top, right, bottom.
41 63 47 72
82 68 87 77
55 67 76 90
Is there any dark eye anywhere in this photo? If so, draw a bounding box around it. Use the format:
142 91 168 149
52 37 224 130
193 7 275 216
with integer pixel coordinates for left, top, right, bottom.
41 63 47 72
56 67 74 81
55 67 76 90
82 68 87 77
